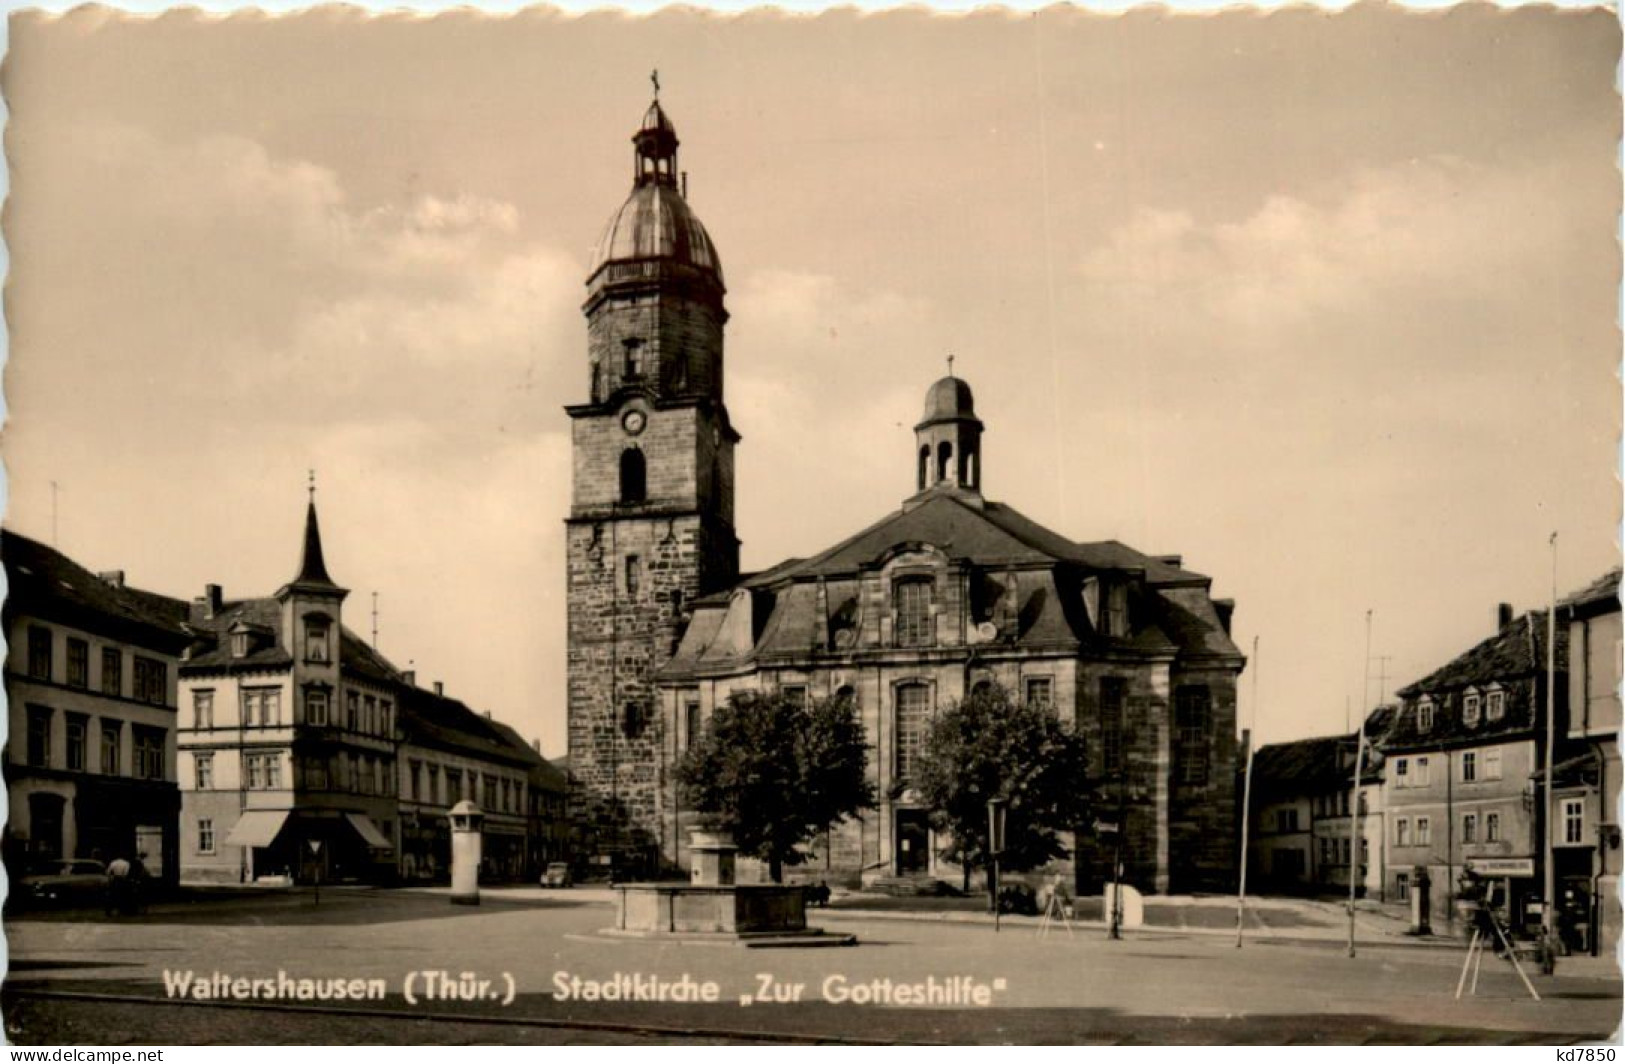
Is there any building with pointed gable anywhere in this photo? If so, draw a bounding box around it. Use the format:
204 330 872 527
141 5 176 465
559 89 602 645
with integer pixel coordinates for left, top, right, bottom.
177 496 564 885
564 93 1247 894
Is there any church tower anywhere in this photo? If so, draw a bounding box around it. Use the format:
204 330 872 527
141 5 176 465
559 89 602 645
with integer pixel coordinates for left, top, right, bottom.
564 90 740 862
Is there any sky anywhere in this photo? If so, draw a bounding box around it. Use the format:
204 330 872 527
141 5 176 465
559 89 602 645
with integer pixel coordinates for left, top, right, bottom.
2 4 1619 755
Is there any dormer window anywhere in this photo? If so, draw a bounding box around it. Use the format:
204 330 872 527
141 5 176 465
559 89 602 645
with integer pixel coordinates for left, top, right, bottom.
1416 698 1434 732
1103 581 1129 638
1462 689 1481 727
231 631 251 658
305 622 330 663
1486 687 1505 722
893 576 935 648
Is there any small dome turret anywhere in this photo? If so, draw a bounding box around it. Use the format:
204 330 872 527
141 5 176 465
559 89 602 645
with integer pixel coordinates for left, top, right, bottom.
913 367 984 497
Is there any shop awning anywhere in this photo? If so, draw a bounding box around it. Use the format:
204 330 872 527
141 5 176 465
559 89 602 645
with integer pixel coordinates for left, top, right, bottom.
345 813 393 850
225 810 292 848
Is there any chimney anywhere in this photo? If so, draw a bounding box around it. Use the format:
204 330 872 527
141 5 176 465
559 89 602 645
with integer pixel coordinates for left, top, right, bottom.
532 738 542 753
204 584 223 619
97 570 125 588
1497 602 1514 631
1155 555 1183 569
401 669 416 687
433 681 444 697
483 711 492 720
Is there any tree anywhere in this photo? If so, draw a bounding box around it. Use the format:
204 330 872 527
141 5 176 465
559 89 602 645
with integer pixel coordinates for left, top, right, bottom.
913 683 1091 889
676 691 876 883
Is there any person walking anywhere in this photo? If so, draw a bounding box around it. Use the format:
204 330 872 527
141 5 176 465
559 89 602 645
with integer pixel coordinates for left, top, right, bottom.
104 854 133 917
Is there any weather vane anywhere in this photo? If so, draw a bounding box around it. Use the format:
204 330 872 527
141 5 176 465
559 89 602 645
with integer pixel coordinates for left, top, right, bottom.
308 469 316 503
946 353 955 378
651 69 660 99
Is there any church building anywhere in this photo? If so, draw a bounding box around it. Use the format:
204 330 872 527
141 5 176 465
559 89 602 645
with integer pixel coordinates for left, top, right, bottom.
565 94 1246 894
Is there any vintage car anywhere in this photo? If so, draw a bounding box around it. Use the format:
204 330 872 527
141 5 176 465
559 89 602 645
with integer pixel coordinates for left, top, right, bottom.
19 858 108 905
540 862 573 888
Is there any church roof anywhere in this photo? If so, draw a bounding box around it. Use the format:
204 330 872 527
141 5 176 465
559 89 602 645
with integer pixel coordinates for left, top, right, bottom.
760 492 1211 586
661 491 1240 680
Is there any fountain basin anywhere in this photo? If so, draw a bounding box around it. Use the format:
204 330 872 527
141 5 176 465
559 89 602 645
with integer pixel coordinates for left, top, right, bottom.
608 882 855 947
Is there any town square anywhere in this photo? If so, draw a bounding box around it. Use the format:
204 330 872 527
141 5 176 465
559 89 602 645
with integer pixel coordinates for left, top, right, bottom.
5 886 1622 1044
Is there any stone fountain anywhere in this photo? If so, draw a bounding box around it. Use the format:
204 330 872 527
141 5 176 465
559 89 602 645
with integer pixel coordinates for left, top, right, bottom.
607 830 855 947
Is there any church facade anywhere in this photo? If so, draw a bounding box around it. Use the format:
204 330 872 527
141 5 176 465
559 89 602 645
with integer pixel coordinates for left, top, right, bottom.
565 96 1246 894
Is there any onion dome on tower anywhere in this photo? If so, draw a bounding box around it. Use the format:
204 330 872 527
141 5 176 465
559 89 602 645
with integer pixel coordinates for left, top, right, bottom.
588 99 723 286
582 84 729 408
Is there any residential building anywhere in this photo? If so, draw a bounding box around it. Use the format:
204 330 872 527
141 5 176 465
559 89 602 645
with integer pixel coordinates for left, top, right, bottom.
1552 567 1620 954
396 686 541 883
1247 719 1385 898
480 720 572 874
1381 605 1566 931
2 530 192 884
565 94 1247 893
177 499 400 884
178 496 567 885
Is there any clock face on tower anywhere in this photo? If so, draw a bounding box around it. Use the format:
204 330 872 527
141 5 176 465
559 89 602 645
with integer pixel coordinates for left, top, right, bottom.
622 409 647 436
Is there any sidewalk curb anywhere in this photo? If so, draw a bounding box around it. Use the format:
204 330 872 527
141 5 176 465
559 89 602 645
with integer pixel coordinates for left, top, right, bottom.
813 905 1467 949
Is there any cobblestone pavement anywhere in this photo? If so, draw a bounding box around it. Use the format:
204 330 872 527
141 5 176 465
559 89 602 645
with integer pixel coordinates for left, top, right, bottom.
5 888 1619 1045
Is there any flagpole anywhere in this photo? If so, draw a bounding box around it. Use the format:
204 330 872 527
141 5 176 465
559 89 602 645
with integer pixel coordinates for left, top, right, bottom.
1236 635 1259 948
1543 532 1558 968
1351 609 1371 958
1348 692 1367 958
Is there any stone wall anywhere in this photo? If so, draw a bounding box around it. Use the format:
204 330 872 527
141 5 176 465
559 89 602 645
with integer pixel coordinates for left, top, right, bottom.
586 279 726 405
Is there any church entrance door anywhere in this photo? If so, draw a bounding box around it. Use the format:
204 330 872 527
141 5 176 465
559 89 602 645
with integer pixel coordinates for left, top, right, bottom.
895 808 930 875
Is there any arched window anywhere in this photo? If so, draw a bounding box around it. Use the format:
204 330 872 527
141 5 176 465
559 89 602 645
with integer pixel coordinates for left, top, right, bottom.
936 441 953 483
918 446 930 490
835 684 857 708
894 683 930 781
964 448 978 489
969 679 993 702
894 576 934 648
620 448 647 504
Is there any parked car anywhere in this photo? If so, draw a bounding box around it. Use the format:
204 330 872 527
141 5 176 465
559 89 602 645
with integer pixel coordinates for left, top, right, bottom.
19 859 108 906
541 862 573 888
